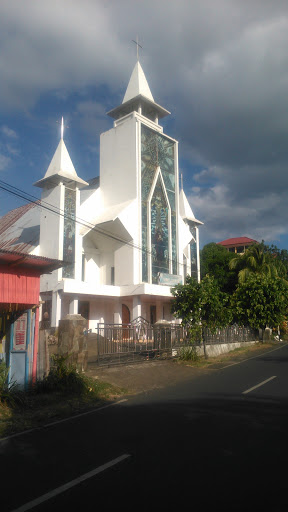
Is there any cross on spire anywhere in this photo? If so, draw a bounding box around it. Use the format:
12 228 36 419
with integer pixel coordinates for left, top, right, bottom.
132 36 142 61
56 117 69 140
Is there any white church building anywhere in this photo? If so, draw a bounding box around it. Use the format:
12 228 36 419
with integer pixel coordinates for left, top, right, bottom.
0 60 203 329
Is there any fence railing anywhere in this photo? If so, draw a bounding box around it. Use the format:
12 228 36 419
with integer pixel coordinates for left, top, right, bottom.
202 325 257 344
39 320 258 371
86 322 257 366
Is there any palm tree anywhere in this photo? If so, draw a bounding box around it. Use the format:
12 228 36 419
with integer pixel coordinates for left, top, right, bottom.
229 245 286 284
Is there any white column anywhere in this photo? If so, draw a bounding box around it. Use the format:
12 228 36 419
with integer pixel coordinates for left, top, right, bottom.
196 227 201 283
132 295 142 321
114 299 122 324
69 297 79 315
51 291 62 327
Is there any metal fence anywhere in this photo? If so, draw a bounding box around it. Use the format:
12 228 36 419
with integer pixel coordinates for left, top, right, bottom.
202 325 258 344
87 318 185 366
86 319 258 367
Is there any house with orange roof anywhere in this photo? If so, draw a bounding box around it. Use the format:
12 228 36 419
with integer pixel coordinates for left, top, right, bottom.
217 237 258 254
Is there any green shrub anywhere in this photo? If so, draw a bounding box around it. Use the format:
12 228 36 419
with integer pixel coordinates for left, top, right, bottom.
0 359 23 406
178 344 200 362
34 354 94 396
0 359 10 404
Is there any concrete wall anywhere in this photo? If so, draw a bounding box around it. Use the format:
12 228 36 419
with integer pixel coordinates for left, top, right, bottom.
175 340 258 359
100 115 138 209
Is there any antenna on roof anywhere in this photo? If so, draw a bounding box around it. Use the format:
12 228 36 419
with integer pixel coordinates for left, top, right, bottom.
180 173 183 191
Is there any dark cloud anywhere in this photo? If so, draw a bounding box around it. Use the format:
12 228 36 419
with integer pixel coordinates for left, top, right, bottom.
1 0 288 246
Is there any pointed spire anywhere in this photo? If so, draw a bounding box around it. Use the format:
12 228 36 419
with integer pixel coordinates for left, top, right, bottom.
43 139 78 180
33 119 88 189
123 61 154 103
179 189 203 226
107 58 170 121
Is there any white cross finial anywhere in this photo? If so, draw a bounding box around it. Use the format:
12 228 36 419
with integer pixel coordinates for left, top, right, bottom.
56 117 69 140
132 36 142 61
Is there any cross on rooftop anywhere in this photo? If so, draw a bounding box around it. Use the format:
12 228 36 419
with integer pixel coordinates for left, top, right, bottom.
56 117 69 139
132 36 143 60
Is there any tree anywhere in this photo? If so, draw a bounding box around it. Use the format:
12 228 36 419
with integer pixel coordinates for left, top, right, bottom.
229 244 284 284
260 242 288 280
171 275 232 340
231 274 288 335
200 242 238 293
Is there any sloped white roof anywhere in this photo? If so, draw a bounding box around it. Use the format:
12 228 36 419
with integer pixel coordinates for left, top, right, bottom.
80 199 135 237
46 139 78 179
179 189 203 226
123 61 154 103
34 139 88 188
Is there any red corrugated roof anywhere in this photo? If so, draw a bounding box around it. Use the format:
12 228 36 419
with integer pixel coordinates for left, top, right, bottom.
0 249 63 272
0 202 40 253
0 202 37 236
217 237 258 246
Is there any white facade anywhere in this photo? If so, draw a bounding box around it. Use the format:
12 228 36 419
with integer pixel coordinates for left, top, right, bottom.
33 61 203 328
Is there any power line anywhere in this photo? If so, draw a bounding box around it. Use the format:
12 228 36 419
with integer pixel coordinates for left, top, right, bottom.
0 178 196 270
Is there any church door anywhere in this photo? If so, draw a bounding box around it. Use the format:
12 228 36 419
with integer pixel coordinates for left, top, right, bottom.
122 304 130 326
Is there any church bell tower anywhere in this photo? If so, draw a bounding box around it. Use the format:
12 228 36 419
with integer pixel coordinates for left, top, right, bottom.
100 59 180 285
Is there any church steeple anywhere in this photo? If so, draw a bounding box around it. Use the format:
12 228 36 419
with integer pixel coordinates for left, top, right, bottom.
34 118 88 189
107 61 170 123
122 61 154 103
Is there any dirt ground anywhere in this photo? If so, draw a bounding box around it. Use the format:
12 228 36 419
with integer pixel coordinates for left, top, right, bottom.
85 342 284 396
86 359 204 395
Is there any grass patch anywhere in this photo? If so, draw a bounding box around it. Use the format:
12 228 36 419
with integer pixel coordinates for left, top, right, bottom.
0 355 125 438
176 341 284 368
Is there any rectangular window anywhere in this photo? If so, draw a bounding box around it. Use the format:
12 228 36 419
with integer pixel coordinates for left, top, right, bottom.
63 187 76 278
150 305 156 325
82 253 85 281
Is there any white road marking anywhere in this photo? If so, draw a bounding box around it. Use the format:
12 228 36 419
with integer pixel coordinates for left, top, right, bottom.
0 399 128 442
214 343 288 369
11 454 131 512
242 376 277 395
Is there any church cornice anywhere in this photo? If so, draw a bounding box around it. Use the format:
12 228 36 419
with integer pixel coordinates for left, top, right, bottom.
107 93 170 121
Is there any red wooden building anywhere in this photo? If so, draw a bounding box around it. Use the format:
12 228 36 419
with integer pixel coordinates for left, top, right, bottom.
0 249 62 388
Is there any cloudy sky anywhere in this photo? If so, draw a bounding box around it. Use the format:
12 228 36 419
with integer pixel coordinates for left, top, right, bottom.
1 0 288 249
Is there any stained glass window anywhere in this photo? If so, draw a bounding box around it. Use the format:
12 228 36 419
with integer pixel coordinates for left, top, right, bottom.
141 124 177 282
63 187 76 278
190 227 198 279
151 176 169 283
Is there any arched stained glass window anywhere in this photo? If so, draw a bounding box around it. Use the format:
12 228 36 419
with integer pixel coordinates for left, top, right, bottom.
151 176 169 283
141 124 177 282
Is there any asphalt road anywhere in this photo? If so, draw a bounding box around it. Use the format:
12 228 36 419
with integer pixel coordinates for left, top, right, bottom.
2 343 288 511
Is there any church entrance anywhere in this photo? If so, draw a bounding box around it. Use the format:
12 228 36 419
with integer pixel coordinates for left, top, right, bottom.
79 301 89 325
122 304 130 326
